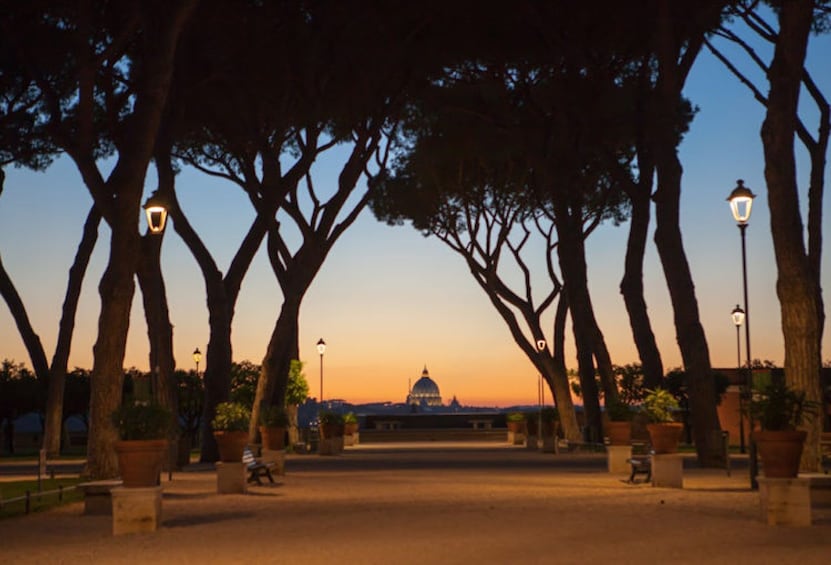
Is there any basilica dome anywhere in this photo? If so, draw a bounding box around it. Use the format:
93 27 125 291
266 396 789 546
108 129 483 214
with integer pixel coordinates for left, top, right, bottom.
407 366 443 407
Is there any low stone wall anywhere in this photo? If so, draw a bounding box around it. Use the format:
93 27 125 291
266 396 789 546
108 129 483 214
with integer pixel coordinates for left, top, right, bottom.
358 429 508 443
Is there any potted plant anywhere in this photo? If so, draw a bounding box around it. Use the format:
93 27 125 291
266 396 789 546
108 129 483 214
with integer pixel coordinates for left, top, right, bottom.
605 398 635 446
318 411 345 439
642 388 683 454
111 401 173 487
259 405 289 451
747 380 819 478
506 412 525 433
343 412 359 446
212 401 251 462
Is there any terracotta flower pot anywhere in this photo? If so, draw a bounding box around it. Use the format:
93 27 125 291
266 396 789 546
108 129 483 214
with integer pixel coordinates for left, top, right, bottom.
753 430 807 478
507 421 524 434
606 421 632 446
213 431 249 462
647 423 683 454
115 439 167 488
259 426 286 451
320 423 345 439
344 422 359 437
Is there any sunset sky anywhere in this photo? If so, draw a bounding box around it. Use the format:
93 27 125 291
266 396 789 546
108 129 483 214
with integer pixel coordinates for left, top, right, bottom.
1 20 829 408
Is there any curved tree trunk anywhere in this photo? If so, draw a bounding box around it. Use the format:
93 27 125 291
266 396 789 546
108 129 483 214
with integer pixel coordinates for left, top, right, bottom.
650 0 723 468
549 293 580 442
761 0 823 472
620 165 664 389
198 286 234 462
43 206 101 456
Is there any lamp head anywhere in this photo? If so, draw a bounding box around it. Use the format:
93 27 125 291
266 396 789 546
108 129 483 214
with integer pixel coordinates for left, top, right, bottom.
192 347 202 364
536 339 546 352
731 304 745 327
316 338 326 355
143 190 169 234
727 179 756 224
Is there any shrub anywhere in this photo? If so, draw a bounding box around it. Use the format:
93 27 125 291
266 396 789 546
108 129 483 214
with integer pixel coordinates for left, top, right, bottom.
343 412 358 424
747 380 819 431
506 412 526 423
642 389 680 423
319 411 345 426
111 402 173 440
605 398 635 422
212 401 251 432
259 405 289 427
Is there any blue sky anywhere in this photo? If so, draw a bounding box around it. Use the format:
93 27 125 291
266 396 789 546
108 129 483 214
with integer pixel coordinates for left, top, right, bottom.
0 17 829 406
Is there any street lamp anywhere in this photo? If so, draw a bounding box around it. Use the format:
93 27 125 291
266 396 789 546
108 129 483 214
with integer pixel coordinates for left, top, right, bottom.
731 305 745 454
193 347 202 375
537 339 546 450
727 179 757 488
143 190 169 234
317 338 326 406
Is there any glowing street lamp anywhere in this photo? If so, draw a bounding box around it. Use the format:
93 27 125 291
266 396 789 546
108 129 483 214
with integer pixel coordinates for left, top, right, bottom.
727 179 757 488
731 305 745 454
193 347 202 375
317 338 326 405
143 190 169 234
537 339 546 450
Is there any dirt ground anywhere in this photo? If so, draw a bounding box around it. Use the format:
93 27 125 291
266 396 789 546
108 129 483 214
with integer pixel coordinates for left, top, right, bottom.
1 443 829 564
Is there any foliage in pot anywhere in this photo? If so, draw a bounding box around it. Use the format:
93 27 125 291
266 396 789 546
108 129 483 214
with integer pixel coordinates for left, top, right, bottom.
112 402 173 440
343 412 359 433
212 401 251 432
747 380 819 477
212 401 251 462
642 389 683 454
111 402 172 487
605 398 635 422
319 411 345 438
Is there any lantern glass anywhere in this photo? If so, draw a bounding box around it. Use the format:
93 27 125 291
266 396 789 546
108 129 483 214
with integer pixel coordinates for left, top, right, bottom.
316 338 326 355
727 180 755 224
731 305 745 327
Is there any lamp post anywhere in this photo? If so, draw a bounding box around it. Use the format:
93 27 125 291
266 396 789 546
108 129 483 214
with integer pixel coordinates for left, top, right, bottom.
727 179 757 489
731 305 745 454
193 347 202 376
537 339 546 450
317 338 326 407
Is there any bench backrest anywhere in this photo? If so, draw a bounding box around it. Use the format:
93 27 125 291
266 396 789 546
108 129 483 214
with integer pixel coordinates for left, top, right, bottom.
242 447 256 466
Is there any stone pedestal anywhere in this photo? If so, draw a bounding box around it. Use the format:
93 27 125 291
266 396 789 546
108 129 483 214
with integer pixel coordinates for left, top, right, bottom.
525 435 539 450
319 436 344 456
261 449 286 475
607 445 632 474
758 477 812 526
216 461 247 494
344 432 360 446
507 431 525 445
651 454 683 489
540 437 557 453
111 486 162 536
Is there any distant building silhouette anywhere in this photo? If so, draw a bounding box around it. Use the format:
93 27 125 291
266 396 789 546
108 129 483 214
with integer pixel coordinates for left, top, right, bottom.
407 366 443 407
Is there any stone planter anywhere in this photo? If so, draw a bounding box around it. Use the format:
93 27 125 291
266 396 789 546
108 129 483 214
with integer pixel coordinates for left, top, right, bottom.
114 439 167 488
753 430 807 478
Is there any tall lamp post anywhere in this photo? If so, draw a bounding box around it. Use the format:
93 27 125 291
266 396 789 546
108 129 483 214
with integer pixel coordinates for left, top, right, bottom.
727 179 757 489
317 338 326 407
731 305 746 454
193 347 202 376
537 339 546 450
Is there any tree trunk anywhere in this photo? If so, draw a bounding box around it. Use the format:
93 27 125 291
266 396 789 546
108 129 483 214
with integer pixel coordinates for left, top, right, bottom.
761 0 822 472
199 287 233 462
620 175 664 389
250 297 301 441
651 0 722 467
43 206 101 456
549 293 581 442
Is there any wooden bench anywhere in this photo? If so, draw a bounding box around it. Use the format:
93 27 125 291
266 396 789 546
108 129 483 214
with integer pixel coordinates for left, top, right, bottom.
627 442 652 484
242 447 275 485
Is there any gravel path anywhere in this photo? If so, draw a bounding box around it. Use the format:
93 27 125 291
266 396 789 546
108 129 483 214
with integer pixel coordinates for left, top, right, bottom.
1 443 829 564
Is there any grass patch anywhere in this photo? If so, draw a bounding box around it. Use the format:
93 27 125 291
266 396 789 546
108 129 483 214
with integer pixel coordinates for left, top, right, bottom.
0 478 84 520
